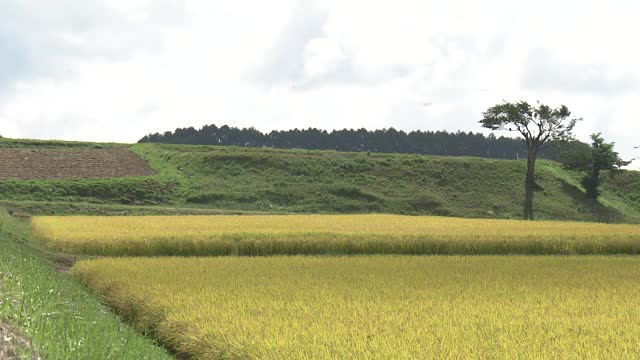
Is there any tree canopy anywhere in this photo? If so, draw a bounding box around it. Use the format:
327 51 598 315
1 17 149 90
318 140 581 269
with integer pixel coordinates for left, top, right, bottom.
480 101 579 220
480 101 578 152
139 124 581 162
565 133 631 200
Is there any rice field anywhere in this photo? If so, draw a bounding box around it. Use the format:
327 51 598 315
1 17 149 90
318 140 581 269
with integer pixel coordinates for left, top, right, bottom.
34 214 640 256
38 214 640 358
71 256 640 359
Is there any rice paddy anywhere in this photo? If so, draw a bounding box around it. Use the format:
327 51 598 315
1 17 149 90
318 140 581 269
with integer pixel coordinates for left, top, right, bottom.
71 256 640 359
33 214 640 256
37 214 640 358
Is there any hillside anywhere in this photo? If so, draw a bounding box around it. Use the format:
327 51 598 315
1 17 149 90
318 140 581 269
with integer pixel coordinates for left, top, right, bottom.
0 138 638 222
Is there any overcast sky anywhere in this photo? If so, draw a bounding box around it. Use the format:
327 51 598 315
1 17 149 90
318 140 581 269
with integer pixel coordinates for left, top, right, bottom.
1 0 638 167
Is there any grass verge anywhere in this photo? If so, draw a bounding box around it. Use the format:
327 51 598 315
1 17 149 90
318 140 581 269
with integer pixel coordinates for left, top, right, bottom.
0 209 173 359
0 200 274 217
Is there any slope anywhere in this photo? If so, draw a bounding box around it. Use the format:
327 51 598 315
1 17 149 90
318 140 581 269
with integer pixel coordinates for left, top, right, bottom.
133 143 640 222
0 138 638 222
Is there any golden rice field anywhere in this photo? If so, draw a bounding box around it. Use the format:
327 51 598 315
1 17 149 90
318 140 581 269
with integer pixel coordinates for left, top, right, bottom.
71 256 640 359
34 214 640 256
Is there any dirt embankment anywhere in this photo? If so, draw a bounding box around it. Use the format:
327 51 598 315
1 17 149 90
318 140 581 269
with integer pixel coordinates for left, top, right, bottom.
0 148 154 180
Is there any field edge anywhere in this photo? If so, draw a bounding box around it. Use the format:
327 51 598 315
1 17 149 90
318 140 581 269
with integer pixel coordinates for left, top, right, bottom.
0 208 174 359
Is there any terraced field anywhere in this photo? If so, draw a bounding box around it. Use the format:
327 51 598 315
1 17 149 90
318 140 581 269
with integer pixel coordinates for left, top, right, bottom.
34 214 640 256
0 148 154 180
38 214 640 358
73 256 640 359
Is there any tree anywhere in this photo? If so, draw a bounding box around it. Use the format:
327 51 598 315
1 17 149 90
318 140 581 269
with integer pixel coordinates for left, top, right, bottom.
566 133 631 200
480 101 579 220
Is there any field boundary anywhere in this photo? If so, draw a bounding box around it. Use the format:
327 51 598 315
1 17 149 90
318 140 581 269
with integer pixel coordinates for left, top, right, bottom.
0 209 173 359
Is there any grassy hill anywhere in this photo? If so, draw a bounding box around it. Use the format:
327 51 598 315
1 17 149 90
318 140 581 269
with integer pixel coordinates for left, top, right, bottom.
0 138 638 222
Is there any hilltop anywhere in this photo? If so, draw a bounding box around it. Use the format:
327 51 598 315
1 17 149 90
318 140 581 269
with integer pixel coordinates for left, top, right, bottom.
0 137 638 222
138 123 587 161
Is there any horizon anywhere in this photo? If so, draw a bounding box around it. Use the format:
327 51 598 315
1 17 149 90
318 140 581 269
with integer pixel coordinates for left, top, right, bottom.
5 126 639 172
1 1 638 169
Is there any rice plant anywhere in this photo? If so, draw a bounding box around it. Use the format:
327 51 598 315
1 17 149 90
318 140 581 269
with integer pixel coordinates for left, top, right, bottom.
72 256 640 359
34 214 640 256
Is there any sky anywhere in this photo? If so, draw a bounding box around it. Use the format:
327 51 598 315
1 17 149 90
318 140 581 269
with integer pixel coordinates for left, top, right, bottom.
0 0 638 167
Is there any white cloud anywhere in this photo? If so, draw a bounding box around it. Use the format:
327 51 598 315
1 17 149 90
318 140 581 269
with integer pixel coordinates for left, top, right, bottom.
523 49 637 96
303 38 348 79
0 0 638 168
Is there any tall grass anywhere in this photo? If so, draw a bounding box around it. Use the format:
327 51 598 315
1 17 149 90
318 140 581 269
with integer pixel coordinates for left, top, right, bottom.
0 209 172 359
34 214 640 256
72 256 640 359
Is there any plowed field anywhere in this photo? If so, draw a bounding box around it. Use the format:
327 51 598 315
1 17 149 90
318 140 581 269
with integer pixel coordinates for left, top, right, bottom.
0 148 154 180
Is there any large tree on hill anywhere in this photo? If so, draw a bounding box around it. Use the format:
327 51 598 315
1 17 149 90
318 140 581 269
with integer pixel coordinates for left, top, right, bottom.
480 101 579 220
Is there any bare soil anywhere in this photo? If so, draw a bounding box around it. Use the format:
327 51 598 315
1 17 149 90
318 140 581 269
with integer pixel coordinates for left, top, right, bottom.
0 148 154 180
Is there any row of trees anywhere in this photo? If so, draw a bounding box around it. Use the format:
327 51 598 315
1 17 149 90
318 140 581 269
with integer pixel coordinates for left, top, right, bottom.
139 125 583 162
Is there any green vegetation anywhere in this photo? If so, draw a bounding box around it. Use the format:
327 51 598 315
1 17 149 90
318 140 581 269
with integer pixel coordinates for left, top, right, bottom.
0 200 265 216
0 177 179 205
72 255 640 359
480 101 579 220
0 137 124 149
564 133 632 200
0 209 172 359
134 143 640 222
0 138 638 222
600 170 640 215
34 214 640 257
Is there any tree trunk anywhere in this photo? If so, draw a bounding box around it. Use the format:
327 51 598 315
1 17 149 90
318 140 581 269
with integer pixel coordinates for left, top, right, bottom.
524 151 536 220
587 168 601 200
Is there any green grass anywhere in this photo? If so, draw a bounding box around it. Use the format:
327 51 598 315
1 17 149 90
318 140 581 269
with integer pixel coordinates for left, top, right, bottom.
0 209 173 359
1 138 639 222
0 177 180 205
72 255 640 359
132 143 640 222
0 137 125 148
0 200 273 216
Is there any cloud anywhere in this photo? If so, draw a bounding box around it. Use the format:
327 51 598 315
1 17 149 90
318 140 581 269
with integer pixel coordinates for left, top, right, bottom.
523 49 637 96
0 0 186 94
254 1 329 87
0 31 32 94
0 0 638 169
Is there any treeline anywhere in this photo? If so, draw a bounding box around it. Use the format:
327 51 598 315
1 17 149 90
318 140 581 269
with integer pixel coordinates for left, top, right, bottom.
139 125 585 161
